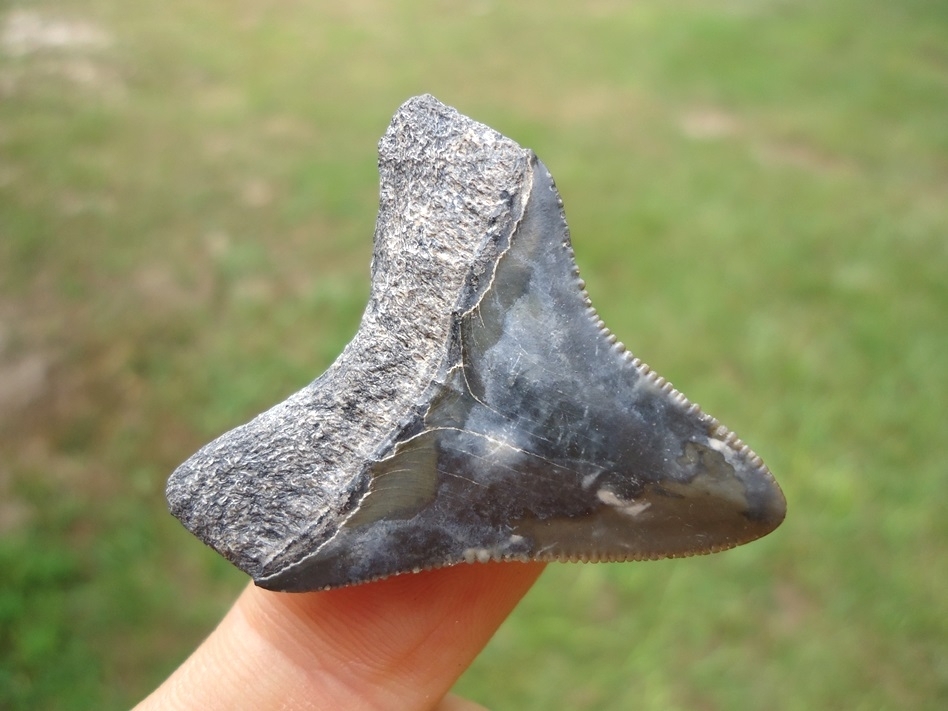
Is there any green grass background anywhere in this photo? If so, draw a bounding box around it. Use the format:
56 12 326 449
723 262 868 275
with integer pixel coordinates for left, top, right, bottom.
1 0 945 708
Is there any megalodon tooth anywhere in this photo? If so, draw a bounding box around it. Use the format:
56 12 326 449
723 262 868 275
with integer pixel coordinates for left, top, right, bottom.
167 94 786 592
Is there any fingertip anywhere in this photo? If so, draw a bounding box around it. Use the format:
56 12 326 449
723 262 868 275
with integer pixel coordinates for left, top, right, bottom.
139 561 544 711
240 561 545 706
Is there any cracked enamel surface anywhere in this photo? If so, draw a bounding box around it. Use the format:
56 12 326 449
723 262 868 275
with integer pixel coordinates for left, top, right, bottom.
167 95 786 592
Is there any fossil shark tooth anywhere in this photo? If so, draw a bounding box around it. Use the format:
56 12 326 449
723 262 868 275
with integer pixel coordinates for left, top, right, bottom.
166 94 786 592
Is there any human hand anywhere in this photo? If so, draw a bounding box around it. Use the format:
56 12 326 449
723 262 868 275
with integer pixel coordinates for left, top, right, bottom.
134 561 545 711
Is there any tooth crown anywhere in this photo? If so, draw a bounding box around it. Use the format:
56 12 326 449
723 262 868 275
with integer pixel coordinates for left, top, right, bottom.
167 95 786 591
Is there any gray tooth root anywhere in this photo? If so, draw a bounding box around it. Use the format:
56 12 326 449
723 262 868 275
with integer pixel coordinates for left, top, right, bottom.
166 94 786 592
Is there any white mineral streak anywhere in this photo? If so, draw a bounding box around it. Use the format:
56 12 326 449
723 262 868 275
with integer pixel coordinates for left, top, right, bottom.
596 489 652 517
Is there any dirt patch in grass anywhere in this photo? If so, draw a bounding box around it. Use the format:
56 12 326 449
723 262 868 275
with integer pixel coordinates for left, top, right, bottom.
1 10 111 57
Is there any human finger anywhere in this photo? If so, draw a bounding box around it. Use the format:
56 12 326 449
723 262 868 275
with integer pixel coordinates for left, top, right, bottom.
135 561 544 710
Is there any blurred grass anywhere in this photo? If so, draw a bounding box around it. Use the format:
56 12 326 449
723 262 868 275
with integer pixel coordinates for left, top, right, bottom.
0 0 945 708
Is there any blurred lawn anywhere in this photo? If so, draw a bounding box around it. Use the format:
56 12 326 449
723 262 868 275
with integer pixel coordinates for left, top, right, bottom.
1 0 946 708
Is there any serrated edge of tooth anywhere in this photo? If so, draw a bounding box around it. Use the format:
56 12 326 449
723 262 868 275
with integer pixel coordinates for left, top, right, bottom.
567 255 773 473
263 528 764 590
